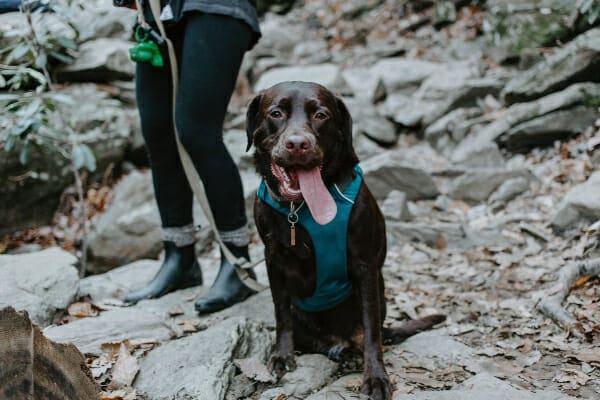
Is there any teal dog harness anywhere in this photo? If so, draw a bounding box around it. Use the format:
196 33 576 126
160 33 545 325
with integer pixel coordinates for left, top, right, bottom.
257 165 363 312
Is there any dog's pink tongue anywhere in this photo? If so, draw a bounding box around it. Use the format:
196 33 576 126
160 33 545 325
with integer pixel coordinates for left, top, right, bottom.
297 167 337 225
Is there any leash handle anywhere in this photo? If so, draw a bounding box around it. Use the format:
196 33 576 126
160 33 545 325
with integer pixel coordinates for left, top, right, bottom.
138 0 267 292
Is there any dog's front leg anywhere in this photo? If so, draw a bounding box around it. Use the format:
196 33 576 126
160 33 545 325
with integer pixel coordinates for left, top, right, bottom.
357 265 391 400
266 260 296 379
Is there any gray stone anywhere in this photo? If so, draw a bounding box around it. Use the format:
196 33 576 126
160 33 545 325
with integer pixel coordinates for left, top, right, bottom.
433 1 457 27
0 248 79 326
369 58 444 91
249 14 303 58
361 152 440 200
488 177 530 203
135 317 272 400
344 99 397 145
453 141 506 168
381 190 411 221
76 0 136 42
502 28 600 104
79 259 160 301
56 38 135 82
452 83 600 166
448 168 533 202
342 67 387 104
552 171 600 230
305 374 368 400
292 40 331 64
44 302 177 355
378 93 439 128
254 64 348 93
88 170 212 271
498 106 599 151
260 354 338 399
425 108 484 149
392 372 578 400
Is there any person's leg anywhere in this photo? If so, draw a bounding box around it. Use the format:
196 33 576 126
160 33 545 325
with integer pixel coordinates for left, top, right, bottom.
125 23 202 303
174 12 255 313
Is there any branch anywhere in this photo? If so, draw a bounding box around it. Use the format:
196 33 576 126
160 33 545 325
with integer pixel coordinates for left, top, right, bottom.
537 257 600 337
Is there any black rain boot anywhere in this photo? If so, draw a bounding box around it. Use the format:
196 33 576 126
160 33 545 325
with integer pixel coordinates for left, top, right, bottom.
194 243 256 314
124 241 203 304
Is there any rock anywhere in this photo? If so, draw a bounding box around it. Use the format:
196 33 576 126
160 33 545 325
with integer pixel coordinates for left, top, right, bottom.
88 170 213 271
488 177 530 203
44 301 177 355
254 64 348 93
502 28 600 104
433 1 457 28
344 98 397 145
247 13 303 59
79 259 160 301
362 152 440 200
0 248 79 326
0 84 138 234
369 58 443 91
387 221 505 251
551 171 600 230
135 317 272 400
447 168 533 202
381 190 411 221
392 372 578 400
259 354 338 399
76 0 136 42
483 1 572 63
497 106 599 151
452 141 506 168
378 63 501 129
425 107 484 150
292 40 331 64
56 38 135 83
452 83 600 165
342 67 387 104
305 373 367 400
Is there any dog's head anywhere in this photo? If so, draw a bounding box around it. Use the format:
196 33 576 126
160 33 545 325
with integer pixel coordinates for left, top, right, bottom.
246 81 358 201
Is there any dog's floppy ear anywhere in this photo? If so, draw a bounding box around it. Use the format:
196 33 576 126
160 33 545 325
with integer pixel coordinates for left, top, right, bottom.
335 95 353 140
245 93 263 152
335 95 358 163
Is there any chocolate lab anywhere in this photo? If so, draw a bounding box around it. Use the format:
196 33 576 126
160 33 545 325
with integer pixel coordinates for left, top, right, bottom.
246 81 445 400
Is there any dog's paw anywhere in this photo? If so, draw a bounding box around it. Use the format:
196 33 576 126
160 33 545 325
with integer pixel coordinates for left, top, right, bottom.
361 375 391 400
267 353 296 379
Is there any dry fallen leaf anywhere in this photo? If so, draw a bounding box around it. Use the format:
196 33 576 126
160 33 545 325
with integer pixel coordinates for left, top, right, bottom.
67 302 99 318
108 343 140 389
235 357 275 383
168 305 185 316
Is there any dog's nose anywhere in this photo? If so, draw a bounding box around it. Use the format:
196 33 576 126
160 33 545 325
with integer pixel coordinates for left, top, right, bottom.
285 135 311 153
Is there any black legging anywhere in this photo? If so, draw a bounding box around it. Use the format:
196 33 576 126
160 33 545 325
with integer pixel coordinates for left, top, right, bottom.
136 12 253 231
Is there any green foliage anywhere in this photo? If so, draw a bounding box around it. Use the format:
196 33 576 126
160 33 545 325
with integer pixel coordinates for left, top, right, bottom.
1 0 97 174
579 0 600 25
483 3 572 54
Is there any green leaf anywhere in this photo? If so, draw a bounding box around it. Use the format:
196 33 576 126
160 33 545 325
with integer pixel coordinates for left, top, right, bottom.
4 135 16 152
72 144 85 170
55 35 78 51
47 93 75 105
35 53 48 70
19 140 29 165
80 144 97 172
0 74 5 88
50 51 74 65
8 44 30 62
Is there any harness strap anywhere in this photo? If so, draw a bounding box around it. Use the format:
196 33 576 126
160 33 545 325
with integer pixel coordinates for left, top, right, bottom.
138 0 267 292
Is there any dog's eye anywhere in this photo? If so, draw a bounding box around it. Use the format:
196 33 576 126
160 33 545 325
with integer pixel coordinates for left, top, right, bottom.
269 110 283 119
314 112 328 120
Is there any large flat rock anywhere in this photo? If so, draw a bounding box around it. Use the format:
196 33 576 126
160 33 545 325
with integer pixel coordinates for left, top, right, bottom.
551 171 600 230
0 248 79 326
134 317 272 400
502 28 600 104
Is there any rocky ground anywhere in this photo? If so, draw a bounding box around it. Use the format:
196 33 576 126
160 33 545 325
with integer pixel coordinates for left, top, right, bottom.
2 0 600 399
